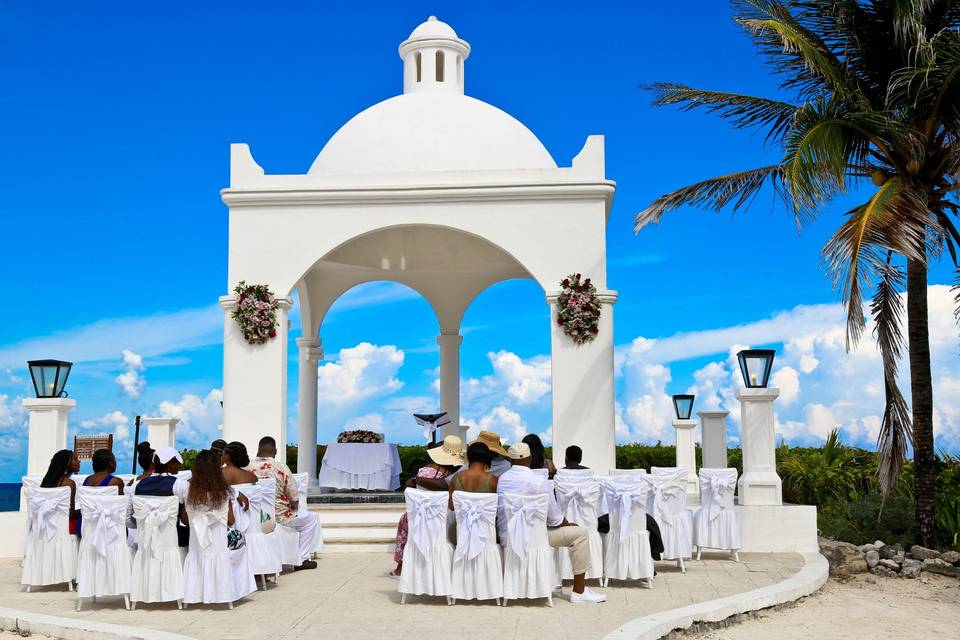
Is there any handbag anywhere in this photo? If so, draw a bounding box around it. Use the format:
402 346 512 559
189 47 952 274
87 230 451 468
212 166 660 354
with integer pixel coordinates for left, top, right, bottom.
227 527 246 550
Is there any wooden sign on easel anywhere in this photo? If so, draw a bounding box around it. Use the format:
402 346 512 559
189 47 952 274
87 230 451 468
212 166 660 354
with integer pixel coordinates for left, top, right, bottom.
74 434 113 460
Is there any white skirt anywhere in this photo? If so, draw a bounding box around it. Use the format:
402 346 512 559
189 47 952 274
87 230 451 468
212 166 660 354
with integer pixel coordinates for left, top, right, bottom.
502 546 555 600
452 544 503 600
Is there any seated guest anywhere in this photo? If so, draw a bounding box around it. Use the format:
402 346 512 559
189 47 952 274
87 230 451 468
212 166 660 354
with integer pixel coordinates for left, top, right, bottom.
564 445 588 470
221 441 258 486
83 448 125 495
248 436 319 571
135 447 189 547
563 445 665 561
449 442 498 499
414 430 510 492
210 439 227 459
390 437 463 578
40 449 81 534
130 441 155 485
497 443 606 603
523 433 557 478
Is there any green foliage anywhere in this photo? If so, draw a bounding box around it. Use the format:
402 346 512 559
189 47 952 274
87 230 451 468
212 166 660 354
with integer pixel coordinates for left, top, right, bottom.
779 430 876 505
818 491 915 548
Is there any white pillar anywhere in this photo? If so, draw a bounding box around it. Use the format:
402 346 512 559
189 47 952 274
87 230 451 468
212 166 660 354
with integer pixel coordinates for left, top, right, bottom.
698 410 729 469
736 387 782 505
24 398 75 477
220 294 292 464
548 291 617 472
436 334 465 441
296 336 322 486
672 418 699 497
143 417 179 450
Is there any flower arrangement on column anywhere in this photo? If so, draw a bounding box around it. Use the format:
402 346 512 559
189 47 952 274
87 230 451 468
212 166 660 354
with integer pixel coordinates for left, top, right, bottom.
556 273 601 345
232 281 280 345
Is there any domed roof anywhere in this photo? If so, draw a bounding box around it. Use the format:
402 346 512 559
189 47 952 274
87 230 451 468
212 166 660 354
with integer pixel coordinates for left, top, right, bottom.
407 15 458 40
309 92 557 175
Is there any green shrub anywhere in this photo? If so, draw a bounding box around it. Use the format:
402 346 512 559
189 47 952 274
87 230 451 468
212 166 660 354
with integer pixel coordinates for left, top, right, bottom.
818 491 914 548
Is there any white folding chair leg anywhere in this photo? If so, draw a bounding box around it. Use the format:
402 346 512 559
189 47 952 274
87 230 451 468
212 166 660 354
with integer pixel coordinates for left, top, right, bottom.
678 557 686 574
131 601 137 611
24 586 30 593
227 601 234 610
400 593 407 604
734 550 740 562
546 595 553 607
67 581 73 592
124 595 130 611
446 596 453 606
496 597 502 606
75 597 82 612
697 547 702 561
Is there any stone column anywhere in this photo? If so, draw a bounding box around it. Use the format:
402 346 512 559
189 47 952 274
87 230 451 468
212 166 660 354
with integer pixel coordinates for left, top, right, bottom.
736 387 782 505
23 398 75 510
296 336 323 486
698 410 730 469
143 417 179 450
436 334 465 441
548 290 617 472
220 294 293 463
672 418 699 497
23 398 75 477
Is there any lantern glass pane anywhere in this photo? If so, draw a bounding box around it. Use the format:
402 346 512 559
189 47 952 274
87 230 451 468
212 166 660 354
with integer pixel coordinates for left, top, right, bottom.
53 363 71 396
738 350 775 387
673 395 694 420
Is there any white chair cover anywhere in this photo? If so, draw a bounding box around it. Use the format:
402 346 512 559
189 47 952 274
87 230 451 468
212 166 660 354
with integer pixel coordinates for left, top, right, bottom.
501 493 554 602
258 477 277 534
233 483 282 578
398 489 453 599
610 468 647 477
531 468 549 479
554 476 604 580
21 486 78 588
553 468 593 480
181 495 256 604
130 496 183 604
20 476 41 558
451 492 502 602
176 470 193 481
76 493 131 599
293 472 323 554
600 478 654 583
651 469 694 562
694 468 741 552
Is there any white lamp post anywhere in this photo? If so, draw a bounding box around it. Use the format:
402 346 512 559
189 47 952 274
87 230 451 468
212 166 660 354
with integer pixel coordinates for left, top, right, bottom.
735 349 782 506
143 417 179 450
23 360 75 509
671 394 699 497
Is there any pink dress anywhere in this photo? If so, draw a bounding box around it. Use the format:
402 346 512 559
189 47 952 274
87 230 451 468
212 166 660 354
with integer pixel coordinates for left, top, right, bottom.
394 466 451 564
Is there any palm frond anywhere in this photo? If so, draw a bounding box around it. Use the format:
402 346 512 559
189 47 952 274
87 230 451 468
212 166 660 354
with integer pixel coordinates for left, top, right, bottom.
820 178 927 349
871 257 912 498
644 83 799 142
888 29 960 133
733 0 864 101
634 166 785 231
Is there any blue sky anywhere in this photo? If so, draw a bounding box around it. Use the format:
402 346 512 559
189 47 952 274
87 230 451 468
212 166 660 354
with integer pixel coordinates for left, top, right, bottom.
1 1 958 480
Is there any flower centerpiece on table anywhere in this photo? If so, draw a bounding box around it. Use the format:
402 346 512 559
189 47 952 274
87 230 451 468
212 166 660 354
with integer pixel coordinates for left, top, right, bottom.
556 273 601 345
232 281 280 345
337 429 384 444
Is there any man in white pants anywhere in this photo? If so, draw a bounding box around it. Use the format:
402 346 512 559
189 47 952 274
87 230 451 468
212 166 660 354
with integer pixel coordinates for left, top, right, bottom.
248 436 319 571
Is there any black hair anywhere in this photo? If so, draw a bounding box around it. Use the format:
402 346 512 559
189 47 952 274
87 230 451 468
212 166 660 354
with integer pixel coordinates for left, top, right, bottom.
522 434 547 470
210 439 227 456
91 448 116 473
136 441 154 471
466 442 492 466
41 449 74 488
565 445 583 464
223 441 250 468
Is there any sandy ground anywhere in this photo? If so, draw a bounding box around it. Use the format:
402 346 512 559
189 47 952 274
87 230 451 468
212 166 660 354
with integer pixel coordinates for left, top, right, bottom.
683 573 960 640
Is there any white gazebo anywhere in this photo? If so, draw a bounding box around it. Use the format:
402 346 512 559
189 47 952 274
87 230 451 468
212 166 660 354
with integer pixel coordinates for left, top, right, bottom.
218 17 618 478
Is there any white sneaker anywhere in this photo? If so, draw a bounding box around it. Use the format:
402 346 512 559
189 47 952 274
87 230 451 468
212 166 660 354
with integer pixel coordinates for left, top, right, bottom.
570 587 606 603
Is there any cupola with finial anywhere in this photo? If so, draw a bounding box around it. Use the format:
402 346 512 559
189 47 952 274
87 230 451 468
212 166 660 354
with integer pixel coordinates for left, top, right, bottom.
398 16 471 94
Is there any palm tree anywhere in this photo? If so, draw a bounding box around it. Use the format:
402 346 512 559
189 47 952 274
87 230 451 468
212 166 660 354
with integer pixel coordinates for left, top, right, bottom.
637 0 960 547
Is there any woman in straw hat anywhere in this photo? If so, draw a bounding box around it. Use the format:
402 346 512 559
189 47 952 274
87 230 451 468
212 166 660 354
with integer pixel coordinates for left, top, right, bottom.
389 435 465 578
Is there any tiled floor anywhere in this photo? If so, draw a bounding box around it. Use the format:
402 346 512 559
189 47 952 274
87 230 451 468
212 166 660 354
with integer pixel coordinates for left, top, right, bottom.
0 552 805 640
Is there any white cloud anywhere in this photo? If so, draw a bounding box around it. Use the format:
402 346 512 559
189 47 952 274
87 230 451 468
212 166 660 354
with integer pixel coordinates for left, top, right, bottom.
79 410 133 454
115 349 146 398
156 389 224 450
343 413 385 433
0 394 26 429
316 342 405 406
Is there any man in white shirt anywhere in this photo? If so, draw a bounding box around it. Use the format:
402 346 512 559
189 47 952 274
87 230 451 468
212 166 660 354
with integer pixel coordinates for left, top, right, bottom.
497 443 606 603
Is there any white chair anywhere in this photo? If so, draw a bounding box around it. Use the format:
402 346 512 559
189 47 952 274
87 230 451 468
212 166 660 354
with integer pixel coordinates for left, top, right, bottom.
501 493 554 607
398 489 454 604
234 483 282 588
531 468 549 479
450 492 502 605
553 468 593 481
600 478 654 587
130 496 183 609
651 469 694 573
176 470 193 481
554 476 604 580
21 486 78 591
610 468 647 477
293 472 324 555
76 492 132 610
181 497 256 608
694 468 741 561
277 473 323 567
19 476 42 560
258 477 278 534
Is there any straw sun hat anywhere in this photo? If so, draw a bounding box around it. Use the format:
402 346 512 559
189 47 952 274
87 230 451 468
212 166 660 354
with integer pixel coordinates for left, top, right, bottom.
427 435 466 466
469 430 508 457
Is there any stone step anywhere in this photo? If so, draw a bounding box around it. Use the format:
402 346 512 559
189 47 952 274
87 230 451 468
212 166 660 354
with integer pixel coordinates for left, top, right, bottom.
323 541 394 554
323 526 397 542
312 507 404 527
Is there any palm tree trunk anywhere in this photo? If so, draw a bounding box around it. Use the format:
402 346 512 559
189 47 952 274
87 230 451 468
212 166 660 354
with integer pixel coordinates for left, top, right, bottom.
906 256 937 548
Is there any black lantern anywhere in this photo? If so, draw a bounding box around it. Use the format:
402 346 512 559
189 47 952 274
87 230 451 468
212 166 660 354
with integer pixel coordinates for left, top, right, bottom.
672 394 695 420
27 360 73 398
737 349 775 388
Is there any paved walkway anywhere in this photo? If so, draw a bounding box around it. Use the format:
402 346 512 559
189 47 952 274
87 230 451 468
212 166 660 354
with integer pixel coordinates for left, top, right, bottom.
0 553 804 640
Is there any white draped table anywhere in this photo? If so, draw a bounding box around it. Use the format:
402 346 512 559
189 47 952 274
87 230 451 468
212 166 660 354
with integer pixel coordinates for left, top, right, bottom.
317 442 401 490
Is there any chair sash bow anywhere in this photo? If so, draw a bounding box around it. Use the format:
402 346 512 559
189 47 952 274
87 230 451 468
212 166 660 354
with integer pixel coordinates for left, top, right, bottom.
31 494 67 541
609 487 647 542
191 508 228 550
454 501 493 561
408 499 446 557
505 499 546 557
134 499 179 559
706 476 734 521
84 500 125 557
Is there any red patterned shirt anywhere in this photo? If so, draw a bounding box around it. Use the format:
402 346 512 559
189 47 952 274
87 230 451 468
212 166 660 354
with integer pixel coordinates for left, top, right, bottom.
248 456 298 525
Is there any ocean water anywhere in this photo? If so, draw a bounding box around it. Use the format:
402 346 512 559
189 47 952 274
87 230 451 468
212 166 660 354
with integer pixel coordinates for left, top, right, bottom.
0 483 21 512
